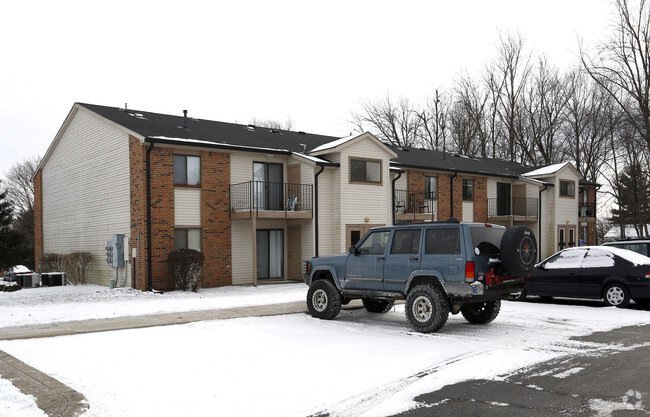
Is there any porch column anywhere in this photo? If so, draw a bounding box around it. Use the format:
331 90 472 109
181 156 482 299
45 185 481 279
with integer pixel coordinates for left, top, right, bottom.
252 217 258 286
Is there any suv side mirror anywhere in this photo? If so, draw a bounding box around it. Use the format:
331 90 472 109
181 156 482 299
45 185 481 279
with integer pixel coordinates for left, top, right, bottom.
349 245 358 255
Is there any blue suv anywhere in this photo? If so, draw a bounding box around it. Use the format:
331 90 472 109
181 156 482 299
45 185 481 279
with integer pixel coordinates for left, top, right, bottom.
304 220 537 333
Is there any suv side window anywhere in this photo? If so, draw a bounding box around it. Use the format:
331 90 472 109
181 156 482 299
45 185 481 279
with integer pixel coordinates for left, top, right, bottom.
390 229 422 255
358 231 391 255
425 228 461 254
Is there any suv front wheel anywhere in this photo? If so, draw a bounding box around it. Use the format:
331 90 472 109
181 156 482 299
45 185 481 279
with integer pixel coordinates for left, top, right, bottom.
405 284 450 333
307 280 342 320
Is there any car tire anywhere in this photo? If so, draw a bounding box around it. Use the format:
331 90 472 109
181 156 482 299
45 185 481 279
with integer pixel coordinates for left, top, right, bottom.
460 300 501 324
514 289 527 301
603 283 630 308
307 280 342 320
499 225 537 276
405 284 449 333
362 299 395 313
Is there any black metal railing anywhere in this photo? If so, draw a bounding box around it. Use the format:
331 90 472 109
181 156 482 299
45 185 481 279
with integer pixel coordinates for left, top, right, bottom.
394 189 436 215
579 202 596 218
487 197 538 218
230 181 313 214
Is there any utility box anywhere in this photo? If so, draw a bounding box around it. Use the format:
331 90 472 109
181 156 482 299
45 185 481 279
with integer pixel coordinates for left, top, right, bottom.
105 234 125 268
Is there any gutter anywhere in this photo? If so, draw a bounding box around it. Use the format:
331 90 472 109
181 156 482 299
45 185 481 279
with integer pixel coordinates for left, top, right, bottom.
391 170 403 225
314 164 326 257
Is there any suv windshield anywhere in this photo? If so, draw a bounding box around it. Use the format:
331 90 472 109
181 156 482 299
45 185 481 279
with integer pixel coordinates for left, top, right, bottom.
470 226 504 255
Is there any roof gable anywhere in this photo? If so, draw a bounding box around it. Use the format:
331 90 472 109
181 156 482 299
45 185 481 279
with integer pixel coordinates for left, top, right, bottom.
309 132 397 158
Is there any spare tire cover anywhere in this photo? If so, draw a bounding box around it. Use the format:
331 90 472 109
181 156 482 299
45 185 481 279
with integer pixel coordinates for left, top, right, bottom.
499 225 537 276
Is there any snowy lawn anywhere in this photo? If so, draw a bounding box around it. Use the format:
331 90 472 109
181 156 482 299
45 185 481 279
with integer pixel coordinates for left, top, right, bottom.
2 283 650 417
0 282 307 328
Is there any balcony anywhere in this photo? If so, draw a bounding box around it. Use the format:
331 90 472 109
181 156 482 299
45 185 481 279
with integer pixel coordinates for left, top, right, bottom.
230 181 313 219
579 202 596 218
394 190 437 222
487 197 538 222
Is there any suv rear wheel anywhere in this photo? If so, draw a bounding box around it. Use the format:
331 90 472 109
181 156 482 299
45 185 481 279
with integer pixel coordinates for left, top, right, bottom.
461 300 501 324
362 299 395 313
405 284 449 333
307 280 342 319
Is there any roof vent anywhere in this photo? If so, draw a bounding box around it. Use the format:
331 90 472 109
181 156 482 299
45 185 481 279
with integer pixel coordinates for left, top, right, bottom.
298 131 306 135
246 124 256 131
270 129 280 134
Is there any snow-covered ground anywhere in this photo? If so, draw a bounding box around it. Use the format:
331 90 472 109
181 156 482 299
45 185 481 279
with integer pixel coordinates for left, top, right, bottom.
1 283 650 416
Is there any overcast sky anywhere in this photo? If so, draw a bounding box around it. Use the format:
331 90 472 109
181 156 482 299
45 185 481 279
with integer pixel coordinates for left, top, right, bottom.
0 0 613 176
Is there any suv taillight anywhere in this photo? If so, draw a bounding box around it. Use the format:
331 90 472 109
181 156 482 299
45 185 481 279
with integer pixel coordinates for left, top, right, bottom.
465 261 475 282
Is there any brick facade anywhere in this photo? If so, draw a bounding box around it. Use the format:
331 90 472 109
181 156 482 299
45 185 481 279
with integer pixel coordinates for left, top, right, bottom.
129 137 232 291
33 170 43 271
200 151 232 287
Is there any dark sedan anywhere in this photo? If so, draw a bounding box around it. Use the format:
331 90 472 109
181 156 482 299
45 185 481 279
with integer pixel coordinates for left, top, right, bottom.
517 246 650 307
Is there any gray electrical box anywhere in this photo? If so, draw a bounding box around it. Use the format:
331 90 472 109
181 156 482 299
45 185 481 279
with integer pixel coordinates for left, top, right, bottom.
105 234 125 267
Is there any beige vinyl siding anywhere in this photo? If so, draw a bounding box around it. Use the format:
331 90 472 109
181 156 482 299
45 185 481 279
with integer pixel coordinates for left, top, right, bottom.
230 151 289 184
42 108 131 286
316 166 339 256
393 172 407 190
174 188 201 226
337 141 392 252
231 220 253 285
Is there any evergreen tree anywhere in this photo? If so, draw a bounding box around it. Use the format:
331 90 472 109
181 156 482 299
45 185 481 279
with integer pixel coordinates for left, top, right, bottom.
610 163 650 236
0 180 21 269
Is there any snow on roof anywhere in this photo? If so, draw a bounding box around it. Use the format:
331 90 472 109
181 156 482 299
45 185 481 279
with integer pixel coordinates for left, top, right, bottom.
291 152 331 165
560 246 650 267
309 132 364 153
523 162 569 177
148 136 290 153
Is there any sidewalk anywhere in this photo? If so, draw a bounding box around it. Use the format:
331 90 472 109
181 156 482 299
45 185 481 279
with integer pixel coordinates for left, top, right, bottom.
0 300 319 416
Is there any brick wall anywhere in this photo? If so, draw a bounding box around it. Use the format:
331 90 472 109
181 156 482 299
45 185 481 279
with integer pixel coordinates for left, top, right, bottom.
473 176 487 222
129 136 148 290
33 170 43 271
200 151 232 287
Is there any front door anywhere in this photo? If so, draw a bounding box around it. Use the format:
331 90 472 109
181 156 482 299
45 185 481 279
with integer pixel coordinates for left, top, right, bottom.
256 229 284 279
253 162 283 210
558 225 577 251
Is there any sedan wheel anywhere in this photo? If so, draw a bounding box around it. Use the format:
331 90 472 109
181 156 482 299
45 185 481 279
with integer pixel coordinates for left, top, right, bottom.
603 283 630 308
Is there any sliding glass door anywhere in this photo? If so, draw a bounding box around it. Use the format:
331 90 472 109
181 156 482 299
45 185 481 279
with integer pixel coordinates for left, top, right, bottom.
253 162 283 211
257 229 284 279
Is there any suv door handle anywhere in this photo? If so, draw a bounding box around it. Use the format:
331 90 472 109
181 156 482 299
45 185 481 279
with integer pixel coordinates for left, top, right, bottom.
409 257 419 261
377 257 385 262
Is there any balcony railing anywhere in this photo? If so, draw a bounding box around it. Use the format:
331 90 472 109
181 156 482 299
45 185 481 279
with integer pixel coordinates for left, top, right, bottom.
487 197 538 220
230 181 313 218
394 189 437 221
579 202 596 218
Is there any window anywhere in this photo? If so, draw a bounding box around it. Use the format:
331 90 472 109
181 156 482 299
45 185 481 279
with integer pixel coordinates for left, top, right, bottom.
462 179 474 201
175 229 201 251
174 155 200 186
425 228 461 254
390 229 422 254
560 180 575 197
425 176 438 199
358 230 391 255
350 158 381 183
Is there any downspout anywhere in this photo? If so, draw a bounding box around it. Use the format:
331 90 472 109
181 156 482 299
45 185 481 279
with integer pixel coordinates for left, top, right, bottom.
538 183 549 262
314 164 325 257
450 171 458 218
391 171 402 225
145 141 154 292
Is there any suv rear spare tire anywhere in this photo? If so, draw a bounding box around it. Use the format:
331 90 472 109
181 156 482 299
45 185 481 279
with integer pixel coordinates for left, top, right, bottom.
500 225 537 276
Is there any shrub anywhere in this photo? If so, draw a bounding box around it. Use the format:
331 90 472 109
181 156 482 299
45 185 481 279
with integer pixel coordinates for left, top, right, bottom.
62 252 94 285
2 284 22 292
167 249 204 292
40 253 63 273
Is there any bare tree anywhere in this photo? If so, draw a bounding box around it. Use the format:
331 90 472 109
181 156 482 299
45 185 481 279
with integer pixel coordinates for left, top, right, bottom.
449 75 488 156
352 94 423 147
249 116 294 131
491 32 533 161
416 89 452 151
4 155 41 215
580 0 650 158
